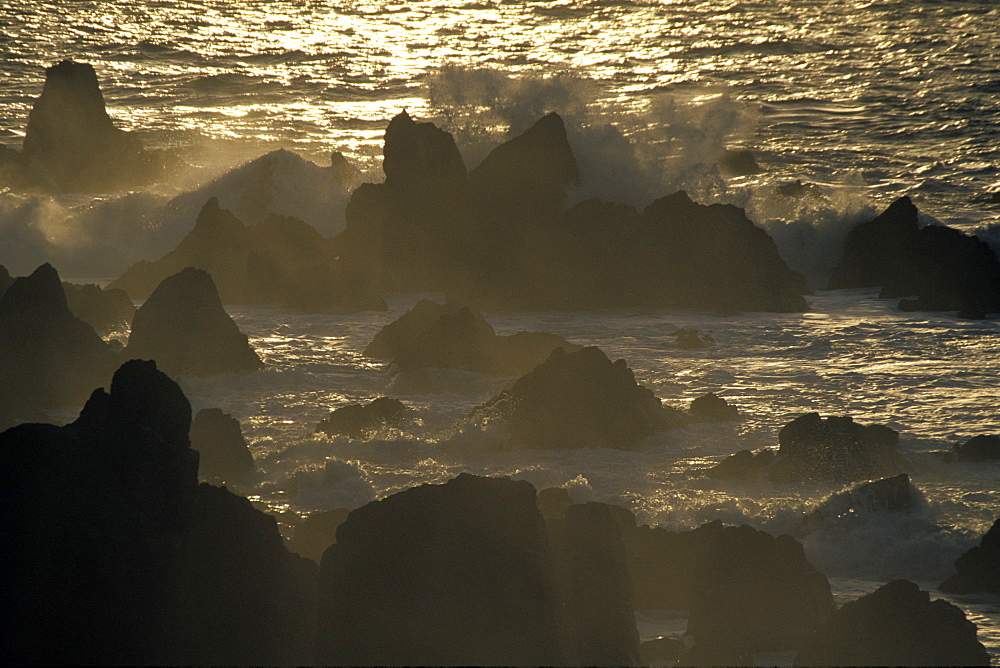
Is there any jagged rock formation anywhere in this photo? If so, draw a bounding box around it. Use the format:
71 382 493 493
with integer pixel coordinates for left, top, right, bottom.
1 360 315 664
124 267 263 377
0 263 118 428
829 196 1000 317
688 392 740 422
474 346 683 450
364 299 581 375
339 111 808 312
940 517 1000 594
315 397 409 439
316 474 640 665
63 281 136 332
13 60 175 192
955 434 1000 462
190 408 255 481
795 579 989 666
111 198 385 312
795 473 928 536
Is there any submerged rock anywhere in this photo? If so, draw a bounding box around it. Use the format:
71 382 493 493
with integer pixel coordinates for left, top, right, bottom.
955 434 1000 462
190 408 254 481
673 328 714 349
796 473 928 536
688 392 739 422
364 299 581 375
0 263 118 428
315 397 409 439
795 579 989 666
18 60 174 192
940 517 1000 594
705 448 776 480
124 267 263 377
1 359 315 664
717 148 761 176
476 346 682 450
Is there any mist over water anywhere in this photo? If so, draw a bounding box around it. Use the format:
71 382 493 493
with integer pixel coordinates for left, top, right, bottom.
3 0 1000 660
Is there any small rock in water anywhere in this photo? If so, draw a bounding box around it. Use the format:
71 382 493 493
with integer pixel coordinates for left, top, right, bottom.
940 516 1000 594
315 397 409 439
954 434 1000 462
688 392 739 422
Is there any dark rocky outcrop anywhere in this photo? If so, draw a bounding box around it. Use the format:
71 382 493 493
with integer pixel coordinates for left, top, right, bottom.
111 198 385 312
829 196 1000 316
286 508 351 563
0 263 118 429
705 448 776 480
688 392 739 422
190 408 255 481
940 517 1000 594
955 434 1000 462
796 473 928 536
364 299 581 375
63 281 136 332
316 474 640 665
795 579 989 666
475 346 683 450
0 264 13 295
767 412 908 483
124 267 263 377
537 487 574 520
1 359 315 665
717 149 761 176
315 397 409 439
673 328 714 349
15 60 175 192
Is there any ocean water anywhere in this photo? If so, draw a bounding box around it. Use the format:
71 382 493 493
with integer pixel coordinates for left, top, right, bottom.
3 0 1000 660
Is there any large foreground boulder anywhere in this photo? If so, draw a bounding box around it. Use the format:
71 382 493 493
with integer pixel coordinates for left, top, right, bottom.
0 360 315 664
316 473 640 665
17 60 174 192
111 198 385 312
124 267 263 377
0 263 118 428
940 517 1000 594
364 299 581 375
795 579 989 666
475 346 682 450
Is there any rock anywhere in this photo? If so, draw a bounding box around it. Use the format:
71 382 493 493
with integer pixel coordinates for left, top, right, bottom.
718 149 761 176
316 474 564 665
829 196 922 289
705 448 775 480
796 474 928 536
673 328 714 349
1 359 315 664
940 517 1000 594
537 487 573 520
955 434 1000 462
63 281 136 332
286 508 351 563
767 412 908 483
364 299 580 375
0 263 118 428
776 179 823 198
124 267 263 377
475 346 682 450
20 60 173 192
190 408 254 481
795 579 989 666
315 397 409 439
0 264 13 296
688 392 739 422
111 198 385 312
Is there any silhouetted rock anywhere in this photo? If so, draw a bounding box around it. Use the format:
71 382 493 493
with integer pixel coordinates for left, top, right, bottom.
705 448 776 480
19 60 174 192
537 486 573 520
776 179 823 198
1 359 315 664
768 412 907 483
688 392 739 422
673 327 714 349
718 149 761 176
796 474 928 536
315 397 409 439
0 264 13 296
317 474 564 665
365 299 580 375
795 579 989 666
286 508 351 563
955 434 1000 462
111 198 385 311
124 267 263 377
476 346 682 450
940 517 1000 594
830 196 1000 315
0 263 118 428
190 408 254 481
63 281 136 332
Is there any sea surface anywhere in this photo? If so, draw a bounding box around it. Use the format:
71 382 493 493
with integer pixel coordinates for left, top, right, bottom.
3 0 1000 661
